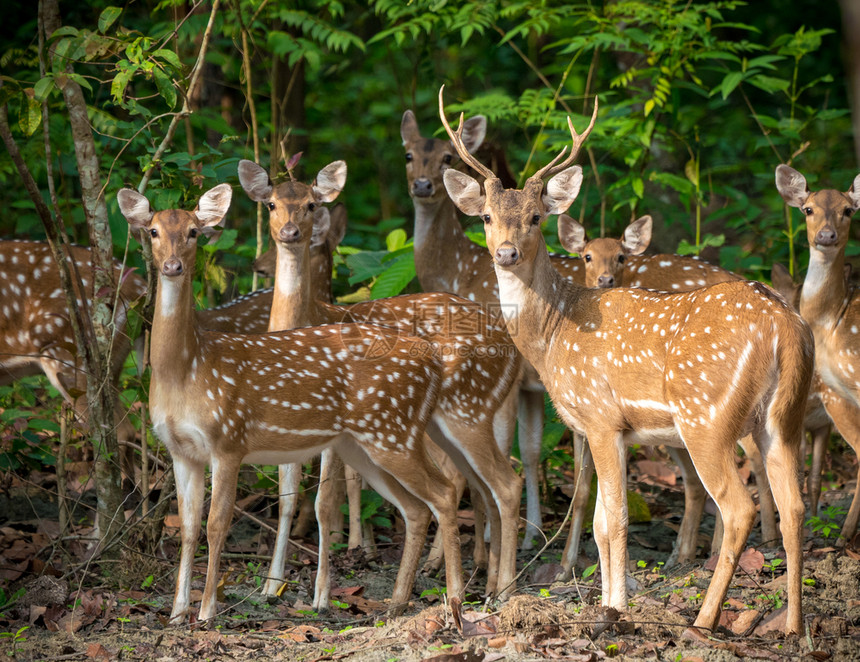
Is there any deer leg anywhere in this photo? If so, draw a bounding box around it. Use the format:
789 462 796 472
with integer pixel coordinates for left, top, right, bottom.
263 463 302 597
589 430 629 611
519 388 545 550
821 395 860 542
808 424 829 516
423 444 467 574
313 448 341 613
665 448 706 567
760 431 805 635
741 436 777 544
169 455 206 622
345 465 364 550
199 454 241 621
336 443 434 612
559 433 593 581
684 441 757 634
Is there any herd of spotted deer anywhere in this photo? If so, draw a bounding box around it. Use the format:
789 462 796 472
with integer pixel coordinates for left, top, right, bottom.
1 87 859 640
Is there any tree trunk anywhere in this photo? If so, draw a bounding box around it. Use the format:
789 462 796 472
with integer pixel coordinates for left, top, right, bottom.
839 0 860 167
40 0 125 558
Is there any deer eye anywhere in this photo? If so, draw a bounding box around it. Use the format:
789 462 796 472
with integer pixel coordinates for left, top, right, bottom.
150 228 158 238
618 254 625 264
584 254 592 262
845 207 854 217
308 203 316 212
531 214 541 225
189 228 198 239
405 153 413 162
442 154 453 165
267 202 275 211
803 207 813 215
482 214 491 224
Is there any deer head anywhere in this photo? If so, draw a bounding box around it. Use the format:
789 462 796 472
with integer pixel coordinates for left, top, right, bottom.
118 184 232 277
557 215 652 288
401 109 486 203
775 164 860 252
439 88 596 282
238 159 347 249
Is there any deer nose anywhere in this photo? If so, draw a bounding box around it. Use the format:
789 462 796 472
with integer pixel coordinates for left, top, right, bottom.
815 227 838 246
597 274 615 288
162 257 183 276
412 178 434 198
495 243 519 266
278 223 301 243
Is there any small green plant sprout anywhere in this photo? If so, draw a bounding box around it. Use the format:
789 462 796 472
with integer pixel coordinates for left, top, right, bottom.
375 620 386 628
688 592 703 605
339 625 353 634
0 626 28 657
605 642 620 657
637 559 648 569
582 563 598 580
140 574 154 590
539 588 551 598
117 616 131 631
758 588 785 610
419 586 447 602
296 609 319 618
803 577 816 587
763 557 784 578
807 505 847 539
332 599 349 610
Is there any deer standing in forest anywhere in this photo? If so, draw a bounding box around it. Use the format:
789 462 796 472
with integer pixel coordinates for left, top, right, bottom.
775 165 860 540
117 183 465 622
439 88 813 636
237 157 523 603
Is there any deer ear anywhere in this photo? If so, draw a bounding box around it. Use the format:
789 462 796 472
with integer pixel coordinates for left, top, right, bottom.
775 165 809 208
310 206 331 248
460 115 487 153
401 110 421 144
117 189 154 230
622 215 652 255
328 203 347 246
238 160 273 202
443 170 485 217
848 174 860 209
195 183 233 236
543 166 583 215
313 161 347 203
557 214 587 255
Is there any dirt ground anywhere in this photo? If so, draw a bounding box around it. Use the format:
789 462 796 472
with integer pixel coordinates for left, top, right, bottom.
3 452 860 662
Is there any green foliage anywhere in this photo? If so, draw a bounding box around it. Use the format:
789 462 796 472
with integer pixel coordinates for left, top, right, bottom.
807 505 847 539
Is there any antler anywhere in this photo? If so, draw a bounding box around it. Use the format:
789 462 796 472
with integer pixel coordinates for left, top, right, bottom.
530 97 599 182
438 86 496 182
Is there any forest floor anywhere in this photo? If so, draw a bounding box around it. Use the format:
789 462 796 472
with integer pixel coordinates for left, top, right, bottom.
2 445 860 661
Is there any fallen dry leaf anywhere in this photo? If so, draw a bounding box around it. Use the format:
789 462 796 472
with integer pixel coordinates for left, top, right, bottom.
85 642 110 659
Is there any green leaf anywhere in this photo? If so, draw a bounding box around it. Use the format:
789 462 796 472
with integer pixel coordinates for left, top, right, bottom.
33 77 54 102
643 99 655 117
719 71 745 99
98 6 122 34
110 66 135 104
370 252 415 299
18 94 41 137
631 177 644 199
746 75 789 95
346 250 388 285
153 49 182 71
152 68 176 108
385 228 408 252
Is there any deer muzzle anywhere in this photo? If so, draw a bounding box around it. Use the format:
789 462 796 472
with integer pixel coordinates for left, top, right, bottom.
278 222 302 244
412 178 434 198
162 257 183 276
814 227 838 247
597 274 615 288
495 243 520 267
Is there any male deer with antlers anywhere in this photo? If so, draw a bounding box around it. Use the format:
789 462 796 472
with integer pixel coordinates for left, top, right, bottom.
776 165 860 541
236 157 523 603
439 87 813 635
117 183 465 622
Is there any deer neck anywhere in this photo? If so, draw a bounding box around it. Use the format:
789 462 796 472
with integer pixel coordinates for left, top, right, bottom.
413 196 475 292
150 270 200 384
800 246 848 331
494 244 575 376
268 243 322 331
